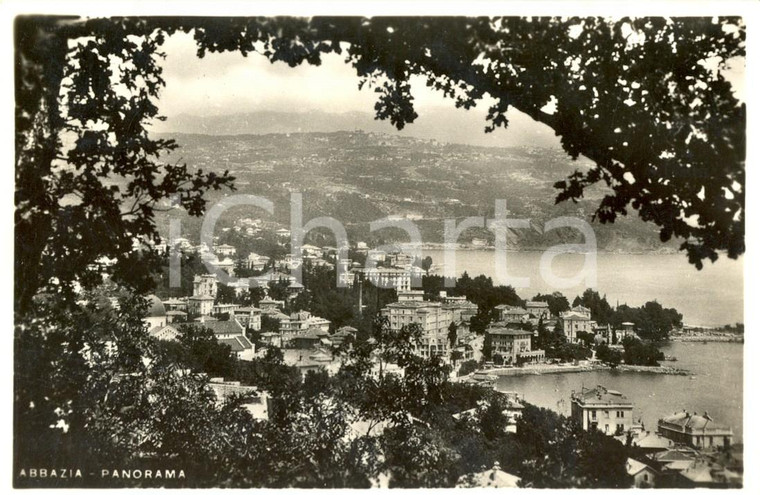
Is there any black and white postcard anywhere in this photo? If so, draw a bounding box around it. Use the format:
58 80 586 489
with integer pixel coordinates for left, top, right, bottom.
6 1 753 490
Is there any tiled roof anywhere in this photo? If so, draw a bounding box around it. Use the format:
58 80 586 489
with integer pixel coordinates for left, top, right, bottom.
632 431 674 450
196 319 245 336
189 294 215 300
572 385 632 406
457 463 521 488
654 449 698 463
149 324 179 338
659 411 731 432
626 458 656 476
561 311 592 321
486 326 532 336
219 334 253 352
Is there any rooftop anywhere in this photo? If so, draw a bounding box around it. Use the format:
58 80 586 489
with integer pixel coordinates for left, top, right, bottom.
146 295 166 317
571 385 633 407
659 411 732 434
486 326 533 337
195 319 245 336
218 335 254 352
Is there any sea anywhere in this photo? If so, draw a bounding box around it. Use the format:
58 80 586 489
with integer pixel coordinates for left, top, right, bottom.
422 249 744 328
494 341 744 442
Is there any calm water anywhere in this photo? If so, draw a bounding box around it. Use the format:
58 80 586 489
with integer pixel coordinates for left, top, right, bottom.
423 250 744 327
494 341 744 441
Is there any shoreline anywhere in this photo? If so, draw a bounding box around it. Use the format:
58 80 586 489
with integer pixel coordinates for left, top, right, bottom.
670 335 743 343
412 243 680 256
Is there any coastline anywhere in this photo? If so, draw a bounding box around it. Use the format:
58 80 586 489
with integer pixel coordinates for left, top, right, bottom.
670 335 743 343
412 242 680 256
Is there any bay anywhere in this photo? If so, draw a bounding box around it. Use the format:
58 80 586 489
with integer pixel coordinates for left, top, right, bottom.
493 341 744 442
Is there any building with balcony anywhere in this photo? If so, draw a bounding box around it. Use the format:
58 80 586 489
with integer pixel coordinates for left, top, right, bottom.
380 290 453 359
571 385 634 435
657 411 733 450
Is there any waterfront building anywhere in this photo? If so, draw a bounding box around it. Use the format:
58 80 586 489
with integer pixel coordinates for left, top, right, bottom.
615 321 638 342
571 385 634 435
657 411 733 449
559 308 595 343
485 324 543 364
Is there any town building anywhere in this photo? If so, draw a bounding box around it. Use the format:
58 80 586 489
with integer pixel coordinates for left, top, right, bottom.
495 305 530 323
207 378 269 421
615 322 638 342
214 244 237 257
259 296 285 312
442 297 478 324
210 257 236 275
166 310 187 324
149 324 181 341
559 306 595 343
233 306 262 331
380 290 453 360
293 328 331 349
188 294 215 316
330 326 358 347
213 303 242 317
657 411 733 449
456 462 520 488
279 311 332 345
485 324 543 364
526 300 550 318
196 319 255 360
570 385 634 435
357 267 412 292
193 274 218 298
163 297 188 313
259 332 282 348
243 252 270 271
626 458 658 488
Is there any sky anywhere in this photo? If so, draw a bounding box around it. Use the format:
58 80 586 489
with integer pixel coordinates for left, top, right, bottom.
156 32 569 148
155 29 745 148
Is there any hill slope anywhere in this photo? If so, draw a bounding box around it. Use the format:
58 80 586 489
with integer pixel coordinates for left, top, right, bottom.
153 130 677 253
